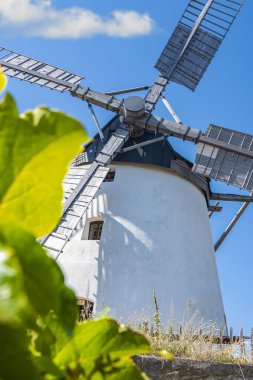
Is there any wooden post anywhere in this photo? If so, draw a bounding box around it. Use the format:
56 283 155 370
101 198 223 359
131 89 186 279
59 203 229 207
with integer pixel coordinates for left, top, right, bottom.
230 327 233 344
239 327 243 341
220 327 223 350
209 325 213 342
239 327 246 357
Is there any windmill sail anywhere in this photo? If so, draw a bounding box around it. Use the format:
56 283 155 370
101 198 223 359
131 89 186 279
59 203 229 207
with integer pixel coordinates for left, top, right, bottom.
155 0 244 91
0 47 84 92
193 125 253 192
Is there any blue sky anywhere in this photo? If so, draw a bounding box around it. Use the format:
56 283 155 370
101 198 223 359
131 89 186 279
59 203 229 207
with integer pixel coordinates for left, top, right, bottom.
1 0 253 334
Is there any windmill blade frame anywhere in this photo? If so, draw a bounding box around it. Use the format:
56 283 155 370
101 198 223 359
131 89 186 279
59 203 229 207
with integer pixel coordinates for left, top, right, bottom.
193 125 253 191
145 0 244 112
40 123 130 257
0 47 84 92
155 0 244 91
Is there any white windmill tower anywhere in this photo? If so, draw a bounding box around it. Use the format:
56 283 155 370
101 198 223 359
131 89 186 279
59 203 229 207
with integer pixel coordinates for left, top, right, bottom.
1 0 249 326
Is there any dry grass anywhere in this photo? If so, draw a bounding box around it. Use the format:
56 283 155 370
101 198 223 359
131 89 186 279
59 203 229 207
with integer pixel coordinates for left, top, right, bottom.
133 319 252 366
127 297 253 366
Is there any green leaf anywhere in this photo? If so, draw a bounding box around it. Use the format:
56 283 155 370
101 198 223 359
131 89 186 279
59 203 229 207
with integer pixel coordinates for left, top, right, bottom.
0 246 33 325
34 313 73 359
80 358 149 380
156 350 174 361
103 361 149 380
55 318 150 379
0 69 7 92
0 323 39 380
0 223 77 331
0 94 88 237
0 92 18 115
33 356 64 379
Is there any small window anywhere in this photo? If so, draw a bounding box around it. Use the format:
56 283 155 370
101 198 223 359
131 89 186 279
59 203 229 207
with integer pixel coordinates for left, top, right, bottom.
77 298 94 321
88 221 104 240
104 170 115 182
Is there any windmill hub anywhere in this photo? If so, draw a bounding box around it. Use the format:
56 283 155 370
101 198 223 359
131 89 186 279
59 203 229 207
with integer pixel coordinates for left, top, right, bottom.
124 96 146 120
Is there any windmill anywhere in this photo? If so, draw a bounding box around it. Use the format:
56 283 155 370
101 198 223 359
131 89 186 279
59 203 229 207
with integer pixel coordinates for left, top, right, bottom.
1 0 249 326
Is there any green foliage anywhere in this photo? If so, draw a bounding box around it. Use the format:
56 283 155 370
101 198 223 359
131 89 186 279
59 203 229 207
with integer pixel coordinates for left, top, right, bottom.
55 319 150 379
0 324 40 380
0 87 153 379
56 318 150 363
0 93 87 237
0 223 77 330
155 350 174 361
0 68 7 92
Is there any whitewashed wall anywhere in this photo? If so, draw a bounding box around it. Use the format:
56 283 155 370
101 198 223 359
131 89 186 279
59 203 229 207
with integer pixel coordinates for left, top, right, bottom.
57 163 226 326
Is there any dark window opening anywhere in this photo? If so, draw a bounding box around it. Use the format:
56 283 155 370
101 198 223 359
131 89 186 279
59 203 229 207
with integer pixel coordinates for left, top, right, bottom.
104 170 115 182
77 298 94 321
88 221 104 240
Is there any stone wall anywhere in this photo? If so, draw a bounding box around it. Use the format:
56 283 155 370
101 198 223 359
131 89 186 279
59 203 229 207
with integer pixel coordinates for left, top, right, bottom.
134 355 253 380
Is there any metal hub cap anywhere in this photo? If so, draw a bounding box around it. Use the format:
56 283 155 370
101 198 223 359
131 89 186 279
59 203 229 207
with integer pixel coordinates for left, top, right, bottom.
124 96 146 119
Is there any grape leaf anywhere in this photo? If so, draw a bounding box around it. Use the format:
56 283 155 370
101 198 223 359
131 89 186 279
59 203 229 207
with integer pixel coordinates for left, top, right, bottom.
0 94 88 237
0 323 39 380
55 318 150 379
0 223 77 331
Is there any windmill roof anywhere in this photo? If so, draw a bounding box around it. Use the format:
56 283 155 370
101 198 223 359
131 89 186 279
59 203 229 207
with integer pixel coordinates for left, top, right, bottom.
74 115 210 203
82 115 191 168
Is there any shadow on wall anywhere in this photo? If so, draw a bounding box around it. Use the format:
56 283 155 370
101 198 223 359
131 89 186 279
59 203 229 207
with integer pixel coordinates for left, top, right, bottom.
93 206 205 326
95 213 155 321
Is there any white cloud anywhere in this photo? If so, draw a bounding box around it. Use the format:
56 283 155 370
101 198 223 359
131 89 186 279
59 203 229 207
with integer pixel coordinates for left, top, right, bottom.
0 0 154 39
